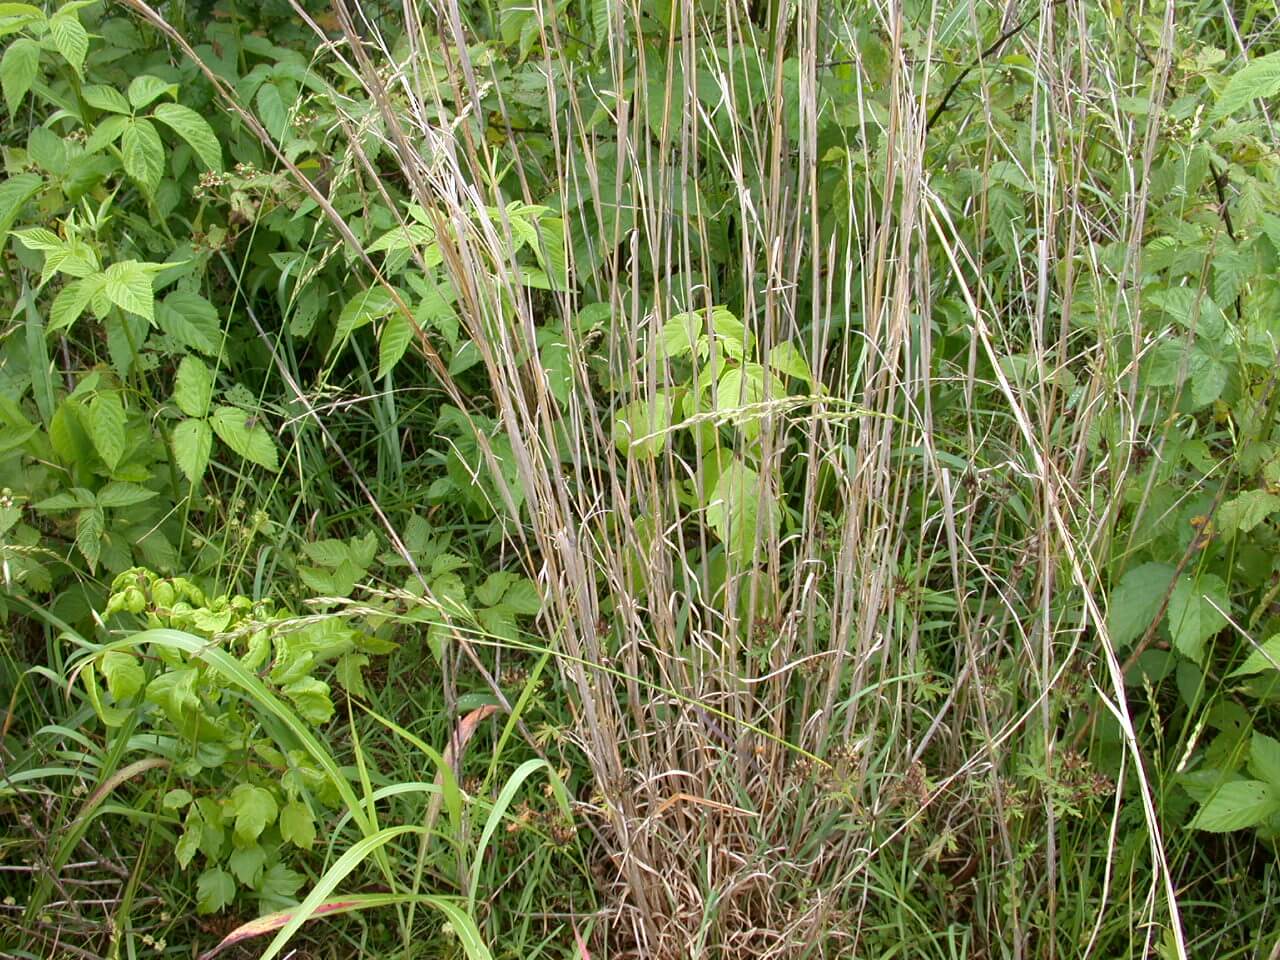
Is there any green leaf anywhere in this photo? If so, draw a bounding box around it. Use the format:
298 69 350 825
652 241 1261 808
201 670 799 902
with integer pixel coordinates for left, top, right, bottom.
1 36 39 115
612 392 674 459
228 843 267 887
127 74 177 110
501 578 541 616
767 341 814 386
75 505 104 572
103 260 158 322
0 5 44 37
121 117 165 194
101 650 145 701
49 276 98 333
12 226 62 251
1250 733 1280 790
1214 51 1280 118
97 482 157 508
333 287 397 352
1231 635 1280 677
0 172 42 239
35 487 95 510
83 113 128 155
209 406 278 471
377 310 413 378
230 784 278 844
162 788 193 810
152 102 223 172
1167 573 1230 663
172 417 212 485
48 11 88 76
1217 490 1280 536
173 356 214 418
156 289 221 354
1107 562 1176 649
278 801 316 850
256 81 288 141
707 457 779 564
196 866 237 914
1190 780 1280 832
89 390 126 470
661 310 701 358
81 83 131 115
175 807 202 869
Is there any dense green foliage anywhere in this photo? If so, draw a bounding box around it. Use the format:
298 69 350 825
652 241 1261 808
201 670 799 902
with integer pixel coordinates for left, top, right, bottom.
2 0 1280 957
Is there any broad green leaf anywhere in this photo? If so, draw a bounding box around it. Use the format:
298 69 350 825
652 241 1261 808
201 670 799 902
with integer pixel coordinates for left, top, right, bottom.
172 355 214 418
96 481 157 508
1190 780 1280 832
81 83 131 115
256 862 304 912
279 801 316 850
1250 733 1280 791
1 37 39 115
333 287 397 350
1217 490 1280 536
1231 635 1280 677
162 788 193 810
707 457 779 564
12 226 62 251
49 276 98 333
196 866 236 914
377 311 413 378
0 4 43 37
228 843 267 886
612 392 674 459
767 341 814 386
101 650 145 701
0 172 42 238
89 390 126 469
156 289 220 355
172 417 212 485
367 223 436 253
661 310 702 358
84 113 129 155
1214 51 1280 118
501 578 541 616
152 102 223 172
102 260 158 322
121 117 165 193
210 406 278 471
35 487 95 510
256 81 288 141
1167 573 1230 663
1107 562 1176 649
48 11 88 76
127 74 177 110
230 784 278 844
708 306 747 360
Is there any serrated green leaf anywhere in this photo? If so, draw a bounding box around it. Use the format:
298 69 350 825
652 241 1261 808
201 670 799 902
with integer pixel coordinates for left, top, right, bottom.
162 788 193 810
121 117 165 194
707 457 779 564
0 172 42 238
152 102 223 172
196 866 236 914
35 487 95 510
1214 51 1280 118
767 341 814 386
377 311 414 379
173 355 214 418
171 417 212 485
1 37 39 115
209 406 277 471
333 287 397 354
89 390 126 469
12 226 62 251
127 74 177 110
1167 573 1230 663
612 392 674 459
102 260 159 322
49 276 99 333
83 113 128 155
256 81 288 141
1250 733 1280 790
156 289 220 355
1107 562 1176 649
661 310 701 358
75 505 103 572
1217 490 1280 536
81 83 131 115
97 481 157 508
1190 780 1280 832
1232 635 1280 677
48 12 88 76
